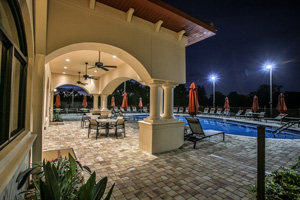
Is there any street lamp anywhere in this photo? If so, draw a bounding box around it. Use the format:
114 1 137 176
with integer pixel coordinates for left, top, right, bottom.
211 76 216 108
266 64 273 117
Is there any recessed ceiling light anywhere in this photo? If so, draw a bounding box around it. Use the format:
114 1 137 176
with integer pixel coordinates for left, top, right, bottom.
66 59 70 62
94 70 98 72
113 55 117 58
64 66 68 69
63 72 66 74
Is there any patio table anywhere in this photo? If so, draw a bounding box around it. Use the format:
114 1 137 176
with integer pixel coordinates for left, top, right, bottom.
96 119 117 137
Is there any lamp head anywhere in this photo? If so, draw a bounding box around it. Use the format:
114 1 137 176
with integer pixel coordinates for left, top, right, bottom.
266 64 272 69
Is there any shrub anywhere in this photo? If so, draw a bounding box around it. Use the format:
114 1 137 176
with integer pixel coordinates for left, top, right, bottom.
16 153 114 200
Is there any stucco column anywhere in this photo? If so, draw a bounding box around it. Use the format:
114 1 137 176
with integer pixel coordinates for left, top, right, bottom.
160 87 164 115
162 83 177 120
100 94 109 111
93 94 99 110
50 91 54 121
145 82 162 122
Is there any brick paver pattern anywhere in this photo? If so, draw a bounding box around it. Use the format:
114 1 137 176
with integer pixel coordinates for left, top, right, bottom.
43 121 300 200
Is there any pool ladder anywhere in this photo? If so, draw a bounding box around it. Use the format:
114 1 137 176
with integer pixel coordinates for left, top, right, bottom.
267 122 298 137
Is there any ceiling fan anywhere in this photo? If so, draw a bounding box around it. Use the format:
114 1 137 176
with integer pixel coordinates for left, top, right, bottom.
83 62 98 80
76 72 88 85
88 51 117 71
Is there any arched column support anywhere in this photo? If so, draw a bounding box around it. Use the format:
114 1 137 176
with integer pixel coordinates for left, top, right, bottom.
100 94 109 111
139 80 184 154
92 94 99 110
162 82 178 121
144 80 164 122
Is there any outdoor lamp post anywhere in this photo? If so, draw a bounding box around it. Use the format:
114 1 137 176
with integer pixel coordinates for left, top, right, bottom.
211 76 216 108
266 65 273 117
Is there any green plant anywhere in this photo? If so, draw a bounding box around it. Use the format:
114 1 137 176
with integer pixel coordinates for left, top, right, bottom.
246 157 300 200
17 154 114 200
53 114 62 122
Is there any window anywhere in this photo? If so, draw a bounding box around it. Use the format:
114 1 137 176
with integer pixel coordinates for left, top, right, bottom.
0 0 27 149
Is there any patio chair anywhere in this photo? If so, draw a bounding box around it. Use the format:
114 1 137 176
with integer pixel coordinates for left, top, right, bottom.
179 107 184 113
120 107 125 112
215 108 222 115
263 113 288 123
88 119 105 139
127 107 132 112
110 118 126 138
143 106 148 113
209 108 215 115
173 107 178 113
81 114 88 128
185 118 225 149
132 106 137 112
223 109 230 116
118 109 124 117
203 108 209 114
240 109 252 118
234 110 244 118
114 106 118 112
185 107 189 113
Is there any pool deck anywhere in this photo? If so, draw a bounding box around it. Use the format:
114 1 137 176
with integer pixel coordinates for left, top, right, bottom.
44 119 300 200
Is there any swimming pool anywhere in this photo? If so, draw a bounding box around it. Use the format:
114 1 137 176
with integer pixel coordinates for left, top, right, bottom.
132 115 300 139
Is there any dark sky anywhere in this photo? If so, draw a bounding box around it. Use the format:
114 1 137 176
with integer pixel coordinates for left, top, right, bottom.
163 0 300 96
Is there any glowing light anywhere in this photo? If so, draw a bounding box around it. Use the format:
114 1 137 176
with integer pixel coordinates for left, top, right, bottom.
64 66 68 69
54 89 57 92
113 55 117 58
63 72 66 74
94 70 98 72
66 59 70 62
266 64 272 69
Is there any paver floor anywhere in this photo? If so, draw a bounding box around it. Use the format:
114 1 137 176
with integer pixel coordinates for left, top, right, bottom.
44 121 300 200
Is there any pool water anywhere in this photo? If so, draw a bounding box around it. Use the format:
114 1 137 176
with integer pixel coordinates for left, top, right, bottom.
133 115 300 139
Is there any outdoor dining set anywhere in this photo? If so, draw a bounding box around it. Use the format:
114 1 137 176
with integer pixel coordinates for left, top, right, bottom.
81 112 126 139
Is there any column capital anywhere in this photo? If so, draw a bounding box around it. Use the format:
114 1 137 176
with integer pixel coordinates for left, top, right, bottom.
144 79 164 87
162 81 178 89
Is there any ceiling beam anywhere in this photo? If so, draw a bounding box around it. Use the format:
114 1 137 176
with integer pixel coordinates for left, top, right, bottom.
176 30 186 41
154 20 163 32
89 0 96 10
126 8 135 22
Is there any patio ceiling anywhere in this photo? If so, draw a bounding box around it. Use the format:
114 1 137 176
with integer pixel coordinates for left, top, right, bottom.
96 0 216 46
50 50 125 77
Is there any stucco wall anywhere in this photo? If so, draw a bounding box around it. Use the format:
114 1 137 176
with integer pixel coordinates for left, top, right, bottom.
0 152 30 200
47 0 187 84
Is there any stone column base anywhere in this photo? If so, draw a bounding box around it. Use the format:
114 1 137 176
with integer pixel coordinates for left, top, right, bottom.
89 109 101 114
138 120 185 154
100 110 111 116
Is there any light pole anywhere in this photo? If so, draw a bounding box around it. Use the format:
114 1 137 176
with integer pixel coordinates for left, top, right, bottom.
211 76 216 108
266 65 273 117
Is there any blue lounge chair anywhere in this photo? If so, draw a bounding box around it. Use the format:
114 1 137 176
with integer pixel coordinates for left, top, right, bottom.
209 108 215 115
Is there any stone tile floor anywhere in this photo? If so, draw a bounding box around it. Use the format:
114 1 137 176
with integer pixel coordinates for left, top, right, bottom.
44 121 300 200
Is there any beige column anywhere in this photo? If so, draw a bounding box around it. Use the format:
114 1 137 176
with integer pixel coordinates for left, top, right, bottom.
100 94 109 111
162 83 177 120
160 87 164 115
145 82 162 122
50 91 54 121
32 54 45 164
93 94 99 110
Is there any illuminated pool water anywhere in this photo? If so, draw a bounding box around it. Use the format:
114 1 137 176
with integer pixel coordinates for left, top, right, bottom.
133 115 300 139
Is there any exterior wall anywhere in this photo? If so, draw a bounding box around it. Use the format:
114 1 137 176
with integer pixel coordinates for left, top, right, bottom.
46 0 187 84
0 151 30 200
0 0 37 198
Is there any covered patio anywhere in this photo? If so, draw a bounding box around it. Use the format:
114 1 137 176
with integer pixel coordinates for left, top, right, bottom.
44 120 300 200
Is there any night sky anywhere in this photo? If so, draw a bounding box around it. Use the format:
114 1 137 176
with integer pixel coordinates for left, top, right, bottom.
163 0 300 96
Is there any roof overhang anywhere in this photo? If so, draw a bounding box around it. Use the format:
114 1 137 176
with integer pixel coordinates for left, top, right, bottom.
96 0 216 46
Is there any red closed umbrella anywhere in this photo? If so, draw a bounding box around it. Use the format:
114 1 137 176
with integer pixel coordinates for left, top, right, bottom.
139 97 143 108
224 97 230 109
82 96 87 108
276 93 287 113
54 94 61 108
111 96 115 108
122 92 128 110
252 95 260 112
188 83 199 116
